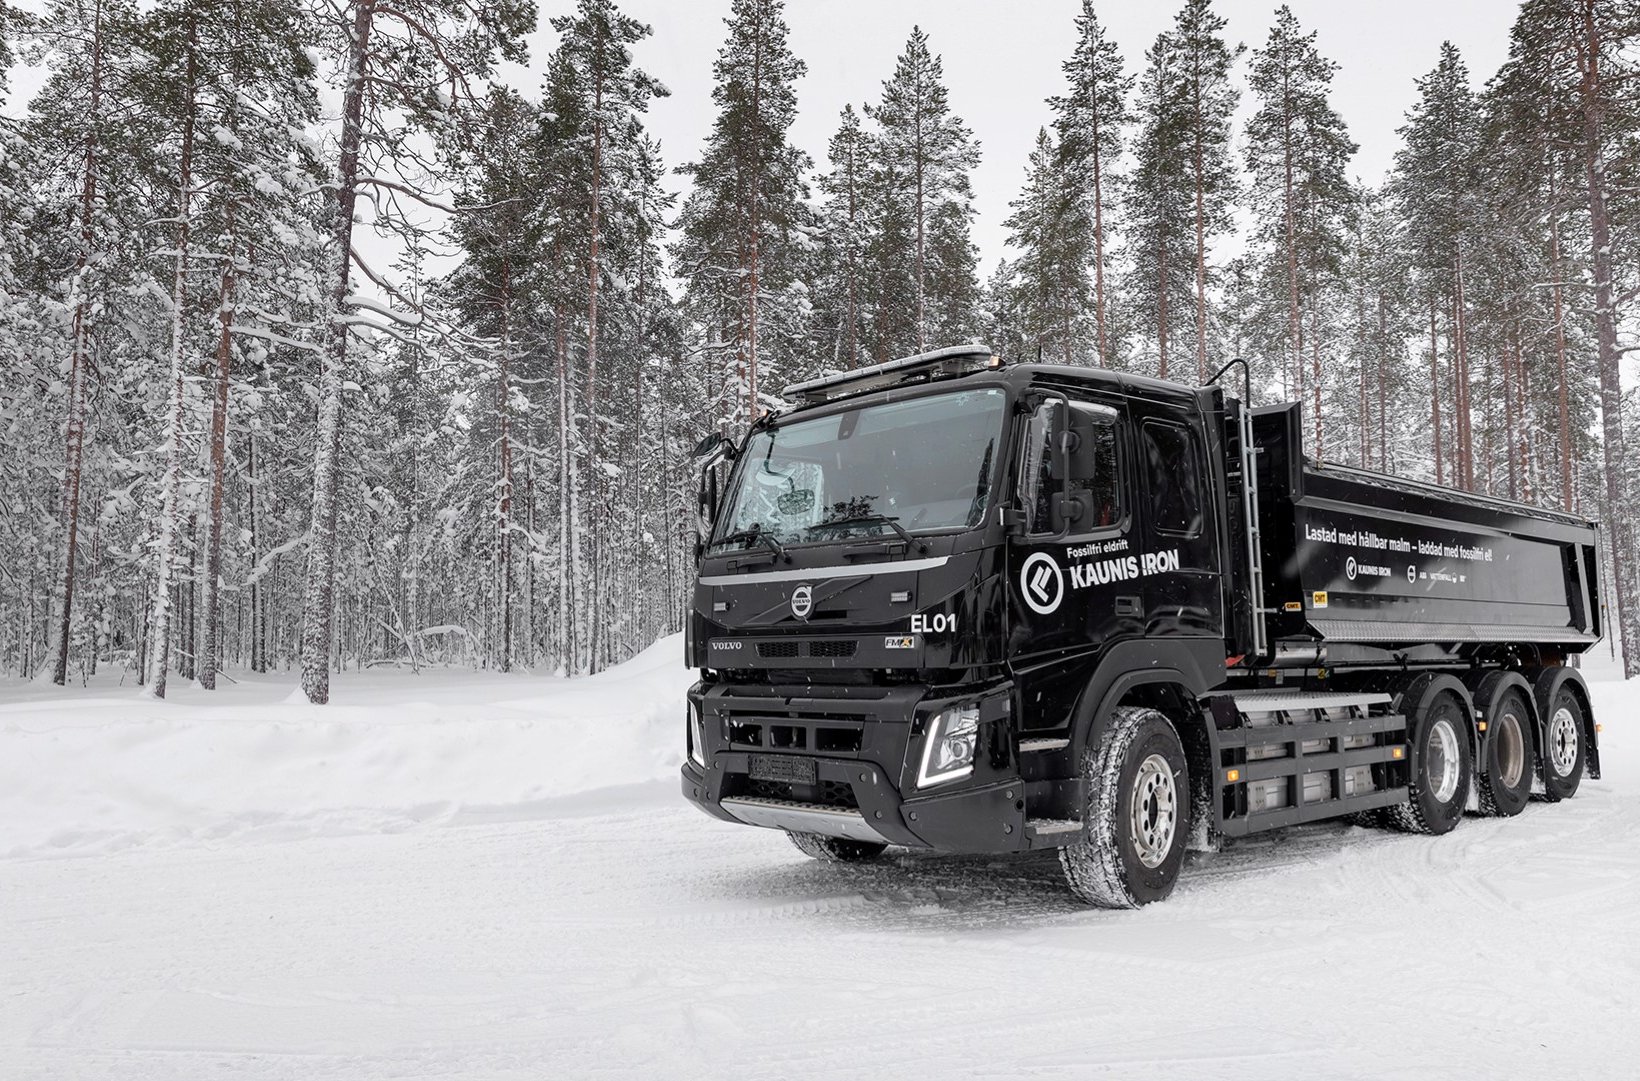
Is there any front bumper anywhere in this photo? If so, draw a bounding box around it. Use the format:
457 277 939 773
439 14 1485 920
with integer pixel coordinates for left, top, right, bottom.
680 677 1045 854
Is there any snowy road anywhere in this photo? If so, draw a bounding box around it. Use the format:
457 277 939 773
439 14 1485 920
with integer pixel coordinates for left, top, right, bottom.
3 670 1638 1079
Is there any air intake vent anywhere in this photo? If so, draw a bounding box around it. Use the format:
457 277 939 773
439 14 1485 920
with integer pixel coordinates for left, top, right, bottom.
758 640 801 659
809 640 857 658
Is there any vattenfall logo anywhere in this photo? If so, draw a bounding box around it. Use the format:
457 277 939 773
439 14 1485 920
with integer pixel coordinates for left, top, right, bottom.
790 584 813 620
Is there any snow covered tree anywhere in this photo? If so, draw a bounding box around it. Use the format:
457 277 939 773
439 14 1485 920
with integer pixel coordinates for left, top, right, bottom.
675 0 811 422
298 0 532 703
1243 4 1356 453
1393 43 1482 490
1170 0 1242 382
1051 0 1132 367
866 26 981 354
1002 128 1093 364
811 105 870 369
1126 33 1194 379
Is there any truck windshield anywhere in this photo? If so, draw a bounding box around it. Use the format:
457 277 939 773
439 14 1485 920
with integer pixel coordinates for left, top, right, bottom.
712 387 1006 549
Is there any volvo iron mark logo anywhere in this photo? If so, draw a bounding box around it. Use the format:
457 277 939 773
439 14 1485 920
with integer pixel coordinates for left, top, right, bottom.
790 584 813 620
1020 552 1064 615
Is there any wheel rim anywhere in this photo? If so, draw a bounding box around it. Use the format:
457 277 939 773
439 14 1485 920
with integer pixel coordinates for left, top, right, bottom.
1130 753 1178 869
1427 718 1462 804
1549 706 1580 778
1494 709 1526 789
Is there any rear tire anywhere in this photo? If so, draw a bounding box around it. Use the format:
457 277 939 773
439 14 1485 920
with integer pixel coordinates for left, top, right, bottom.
1478 687 1534 817
787 832 887 863
1385 690 1471 835
1539 686 1587 802
1060 706 1190 908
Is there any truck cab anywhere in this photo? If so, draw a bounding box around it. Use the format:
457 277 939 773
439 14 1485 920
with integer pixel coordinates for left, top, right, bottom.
681 345 1602 907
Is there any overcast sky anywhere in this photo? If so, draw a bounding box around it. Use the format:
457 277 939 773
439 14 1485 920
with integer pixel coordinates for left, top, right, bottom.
500 0 1519 267
4 0 1521 271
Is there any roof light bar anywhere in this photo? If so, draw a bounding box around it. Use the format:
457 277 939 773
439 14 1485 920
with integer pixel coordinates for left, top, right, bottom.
780 344 1001 404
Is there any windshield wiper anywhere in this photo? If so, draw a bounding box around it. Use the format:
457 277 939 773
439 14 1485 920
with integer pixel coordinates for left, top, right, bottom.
714 525 789 563
805 514 920 550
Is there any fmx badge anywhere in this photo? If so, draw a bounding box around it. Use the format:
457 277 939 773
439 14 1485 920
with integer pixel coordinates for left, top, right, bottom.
790 584 813 620
1020 552 1065 615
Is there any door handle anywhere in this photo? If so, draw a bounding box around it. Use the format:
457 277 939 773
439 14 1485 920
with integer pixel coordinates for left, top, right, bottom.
1115 595 1141 616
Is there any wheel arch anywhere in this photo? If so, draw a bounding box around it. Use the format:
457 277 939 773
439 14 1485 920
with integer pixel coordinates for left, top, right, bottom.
1530 666 1600 781
1464 669 1538 779
1070 640 1222 844
1393 672 1481 783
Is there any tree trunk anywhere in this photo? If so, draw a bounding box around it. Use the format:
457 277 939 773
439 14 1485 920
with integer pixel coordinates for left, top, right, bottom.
497 255 514 673
1549 209 1574 511
1577 0 1636 676
300 0 374 704
52 0 106 686
1090 81 1109 368
1453 247 1474 490
745 17 763 421
1429 297 1443 486
200 210 235 690
1157 234 1170 380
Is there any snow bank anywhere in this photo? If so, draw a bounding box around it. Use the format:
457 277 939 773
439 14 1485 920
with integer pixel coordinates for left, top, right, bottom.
0 635 692 858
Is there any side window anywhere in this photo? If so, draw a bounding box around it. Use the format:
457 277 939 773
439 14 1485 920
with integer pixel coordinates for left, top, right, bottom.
1018 403 1057 535
1140 421 1203 538
1019 400 1123 536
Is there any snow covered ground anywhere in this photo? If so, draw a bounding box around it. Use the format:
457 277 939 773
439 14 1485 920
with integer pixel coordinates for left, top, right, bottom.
2 643 1637 1080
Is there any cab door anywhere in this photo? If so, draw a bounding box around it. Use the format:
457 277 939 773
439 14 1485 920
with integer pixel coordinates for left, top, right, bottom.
1128 399 1223 638
1005 390 1140 675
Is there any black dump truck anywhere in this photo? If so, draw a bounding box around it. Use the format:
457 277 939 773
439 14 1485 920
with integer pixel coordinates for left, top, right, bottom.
680 344 1604 907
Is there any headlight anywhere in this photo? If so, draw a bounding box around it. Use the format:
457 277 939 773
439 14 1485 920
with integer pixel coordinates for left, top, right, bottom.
687 701 706 768
917 704 980 788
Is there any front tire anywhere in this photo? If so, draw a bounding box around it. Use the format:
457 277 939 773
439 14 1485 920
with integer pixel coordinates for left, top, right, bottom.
787 832 887 863
1540 686 1587 802
1386 690 1471 835
1060 706 1190 908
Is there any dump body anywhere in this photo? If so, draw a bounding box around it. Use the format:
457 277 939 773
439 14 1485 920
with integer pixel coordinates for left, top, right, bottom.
1246 403 1602 664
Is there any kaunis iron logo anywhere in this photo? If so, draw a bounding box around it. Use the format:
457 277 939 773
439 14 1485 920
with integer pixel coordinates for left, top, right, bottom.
1020 552 1064 615
790 584 813 620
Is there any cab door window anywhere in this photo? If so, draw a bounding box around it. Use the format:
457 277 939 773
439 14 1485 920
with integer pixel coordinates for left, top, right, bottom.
1020 400 1123 536
1140 421 1204 538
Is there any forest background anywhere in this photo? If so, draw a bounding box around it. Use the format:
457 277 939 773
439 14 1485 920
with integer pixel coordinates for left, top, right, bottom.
1 0 1636 701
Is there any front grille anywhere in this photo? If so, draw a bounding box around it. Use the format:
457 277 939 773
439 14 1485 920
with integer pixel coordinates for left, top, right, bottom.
755 639 858 660
742 776 859 810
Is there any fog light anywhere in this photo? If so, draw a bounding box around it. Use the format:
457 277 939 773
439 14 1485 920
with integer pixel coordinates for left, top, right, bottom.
918 704 980 788
687 701 706 768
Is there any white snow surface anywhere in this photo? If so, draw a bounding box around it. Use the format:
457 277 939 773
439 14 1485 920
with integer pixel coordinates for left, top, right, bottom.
1 643 1636 1079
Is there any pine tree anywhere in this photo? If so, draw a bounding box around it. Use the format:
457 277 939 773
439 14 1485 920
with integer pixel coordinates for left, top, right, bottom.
1127 33 1194 378
549 0 664 673
1170 0 1242 382
447 87 542 673
813 105 869 369
1052 0 1132 367
676 0 810 422
1244 4 1356 452
867 27 980 354
24 0 148 685
1393 43 1481 489
1003 128 1092 364
299 0 532 703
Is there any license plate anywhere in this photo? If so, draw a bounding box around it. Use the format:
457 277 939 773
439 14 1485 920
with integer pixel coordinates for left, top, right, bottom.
749 754 817 785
